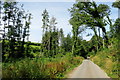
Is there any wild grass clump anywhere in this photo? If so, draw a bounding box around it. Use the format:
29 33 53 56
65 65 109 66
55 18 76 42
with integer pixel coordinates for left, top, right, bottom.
91 47 119 78
2 52 84 78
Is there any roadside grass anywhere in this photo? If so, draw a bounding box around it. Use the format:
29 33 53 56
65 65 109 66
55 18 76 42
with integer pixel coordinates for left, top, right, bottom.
2 52 84 78
91 47 119 78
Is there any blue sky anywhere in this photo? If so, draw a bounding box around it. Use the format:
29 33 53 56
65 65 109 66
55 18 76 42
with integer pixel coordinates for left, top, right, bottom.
19 2 118 42
16 0 116 2
21 2 73 42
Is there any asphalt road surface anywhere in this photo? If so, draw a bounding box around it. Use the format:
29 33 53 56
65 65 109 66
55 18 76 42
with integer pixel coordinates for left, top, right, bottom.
68 60 110 78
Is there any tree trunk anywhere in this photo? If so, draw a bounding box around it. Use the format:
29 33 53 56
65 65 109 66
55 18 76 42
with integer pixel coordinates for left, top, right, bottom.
93 27 99 51
102 32 105 48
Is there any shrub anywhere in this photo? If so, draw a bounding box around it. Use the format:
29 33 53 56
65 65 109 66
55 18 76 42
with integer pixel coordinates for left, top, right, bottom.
2 53 84 78
92 47 119 78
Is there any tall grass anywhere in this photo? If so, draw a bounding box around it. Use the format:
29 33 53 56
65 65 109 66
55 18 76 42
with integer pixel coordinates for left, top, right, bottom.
2 52 84 79
91 47 119 78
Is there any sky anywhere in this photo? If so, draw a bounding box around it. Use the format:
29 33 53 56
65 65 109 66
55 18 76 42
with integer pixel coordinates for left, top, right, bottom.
21 2 74 43
14 0 117 2
19 1 118 43
0 0 118 42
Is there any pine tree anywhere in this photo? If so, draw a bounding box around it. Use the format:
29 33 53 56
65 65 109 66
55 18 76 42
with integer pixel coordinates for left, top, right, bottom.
41 9 59 57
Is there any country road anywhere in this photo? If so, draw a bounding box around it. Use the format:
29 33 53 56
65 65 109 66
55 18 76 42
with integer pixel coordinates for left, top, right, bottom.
68 60 110 78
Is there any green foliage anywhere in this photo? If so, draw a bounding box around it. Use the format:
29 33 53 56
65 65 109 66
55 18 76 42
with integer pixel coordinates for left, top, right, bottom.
113 18 120 38
61 34 72 52
1 1 32 60
91 13 120 78
41 10 63 57
42 9 49 32
2 53 84 78
92 47 119 78
41 30 59 57
1 1 119 79
112 1 120 9
69 1 111 53
2 41 41 61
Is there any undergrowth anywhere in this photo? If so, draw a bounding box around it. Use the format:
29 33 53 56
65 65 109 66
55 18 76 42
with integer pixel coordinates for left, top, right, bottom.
91 46 119 78
2 52 84 79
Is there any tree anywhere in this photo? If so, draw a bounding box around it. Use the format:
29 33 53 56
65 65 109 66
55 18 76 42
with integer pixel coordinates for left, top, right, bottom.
112 1 120 75
69 1 110 52
112 1 120 45
112 1 120 37
41 9 49 56
49 17 58 56
69 10 84 55
42 9 49 33
0 1 3 40
51 29 59 56
59 28 64 46
112 1 120 9
62 34 72 52
22 13 32 55
0 1 1 26
1 1 32 60
112 1 120 19
41 10 59 57
59 28 64 54
114 18 120 35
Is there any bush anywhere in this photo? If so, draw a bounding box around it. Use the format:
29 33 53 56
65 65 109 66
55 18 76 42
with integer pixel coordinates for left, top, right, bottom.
92 47 119 78
2 53 84 78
